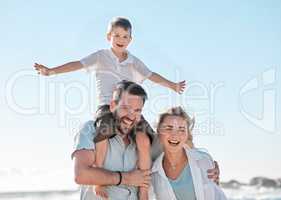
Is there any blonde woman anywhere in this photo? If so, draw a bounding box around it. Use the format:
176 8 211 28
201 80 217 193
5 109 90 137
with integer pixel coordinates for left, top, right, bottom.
151 107 227 200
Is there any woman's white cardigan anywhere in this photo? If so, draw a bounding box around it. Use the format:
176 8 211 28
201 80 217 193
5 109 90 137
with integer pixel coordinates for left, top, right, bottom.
151 148 227 200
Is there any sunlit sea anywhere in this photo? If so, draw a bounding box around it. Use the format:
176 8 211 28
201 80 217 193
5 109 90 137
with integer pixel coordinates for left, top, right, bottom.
1 188 281 200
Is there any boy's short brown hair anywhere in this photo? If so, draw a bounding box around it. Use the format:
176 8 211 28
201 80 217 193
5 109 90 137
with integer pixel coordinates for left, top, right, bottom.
107 17 132 36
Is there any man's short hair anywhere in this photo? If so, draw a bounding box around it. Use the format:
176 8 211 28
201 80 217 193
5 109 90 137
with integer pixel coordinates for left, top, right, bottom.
113 80 147 104
107 17 132 36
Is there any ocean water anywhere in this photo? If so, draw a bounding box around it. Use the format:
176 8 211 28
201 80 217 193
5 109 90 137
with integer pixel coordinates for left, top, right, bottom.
0 191 79 200
0 168 280 200
224 187 281 200
1 188 281 200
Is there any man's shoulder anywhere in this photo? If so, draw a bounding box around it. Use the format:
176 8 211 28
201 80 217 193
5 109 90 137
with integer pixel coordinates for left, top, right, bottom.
80 120 95 134
71 120 96 159
75 120 96 142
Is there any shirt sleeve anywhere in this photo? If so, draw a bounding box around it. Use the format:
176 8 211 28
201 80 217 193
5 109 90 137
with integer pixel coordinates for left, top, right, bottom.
80 50 100 73
71 120 97 159
196 150 215 184
133 57 153 83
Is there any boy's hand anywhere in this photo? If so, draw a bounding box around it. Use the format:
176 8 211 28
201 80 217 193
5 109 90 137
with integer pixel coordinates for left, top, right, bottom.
34 63 52 76
172 80 186 94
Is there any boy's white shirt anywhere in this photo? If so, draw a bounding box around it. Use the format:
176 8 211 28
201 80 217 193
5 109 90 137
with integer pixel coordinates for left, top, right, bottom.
151 147 227 200
80 49 152 106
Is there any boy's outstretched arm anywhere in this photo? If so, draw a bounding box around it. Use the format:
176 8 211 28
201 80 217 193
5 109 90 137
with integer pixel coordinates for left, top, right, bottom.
148 72 186 94
34 61 83 76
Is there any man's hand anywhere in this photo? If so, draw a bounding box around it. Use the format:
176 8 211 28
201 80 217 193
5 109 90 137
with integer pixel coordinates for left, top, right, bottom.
122 169 151 188
172 80 186 94
207 161 220 185
34 63 52 76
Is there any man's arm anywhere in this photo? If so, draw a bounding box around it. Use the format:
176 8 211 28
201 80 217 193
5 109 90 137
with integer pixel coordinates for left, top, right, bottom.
148 72 186 94
73 149 151 187
73 149 120 185
207 161 220 185
34 61 83 76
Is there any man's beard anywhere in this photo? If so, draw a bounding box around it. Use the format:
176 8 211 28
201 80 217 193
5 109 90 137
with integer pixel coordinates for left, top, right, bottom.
113 111 136 136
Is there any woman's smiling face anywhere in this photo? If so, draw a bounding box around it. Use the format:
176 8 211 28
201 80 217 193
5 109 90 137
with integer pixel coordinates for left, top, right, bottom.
158 115 189 152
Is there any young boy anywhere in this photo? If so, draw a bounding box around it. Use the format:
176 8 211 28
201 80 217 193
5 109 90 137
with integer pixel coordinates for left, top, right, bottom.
34 17 186 200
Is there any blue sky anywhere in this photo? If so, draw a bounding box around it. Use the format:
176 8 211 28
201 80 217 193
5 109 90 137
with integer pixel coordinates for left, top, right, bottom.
0 0 281 186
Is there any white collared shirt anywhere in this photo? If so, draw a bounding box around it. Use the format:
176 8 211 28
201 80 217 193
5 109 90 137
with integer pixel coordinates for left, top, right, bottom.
151 148 227 200
80 49 153 106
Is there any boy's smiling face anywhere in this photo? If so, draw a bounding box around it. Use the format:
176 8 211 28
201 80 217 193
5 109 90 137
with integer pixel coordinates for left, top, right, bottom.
107 26 132 54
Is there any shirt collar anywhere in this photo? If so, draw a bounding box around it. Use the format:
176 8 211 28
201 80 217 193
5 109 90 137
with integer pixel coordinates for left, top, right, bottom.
107 49 134 65
114 132 135 147
151 147 205 177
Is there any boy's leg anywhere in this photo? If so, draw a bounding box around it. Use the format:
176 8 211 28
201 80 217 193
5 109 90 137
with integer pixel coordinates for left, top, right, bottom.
136 132 151 200
95 139 108 167
94 105 116 143
93 139 109 198
92 105 113 198
135 116 154 200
